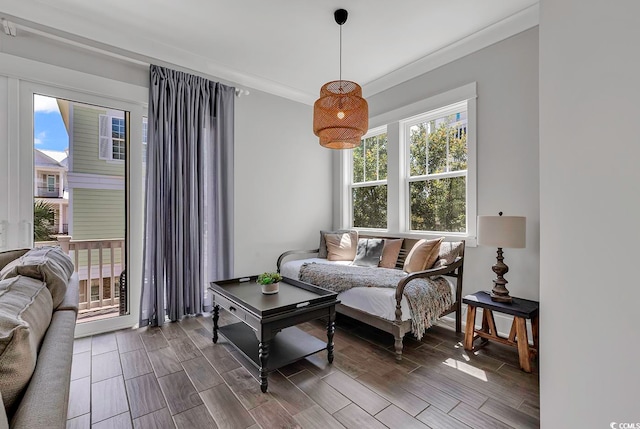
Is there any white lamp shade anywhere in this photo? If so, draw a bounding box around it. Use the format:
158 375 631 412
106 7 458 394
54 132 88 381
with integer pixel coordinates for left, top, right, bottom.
477 216 526 248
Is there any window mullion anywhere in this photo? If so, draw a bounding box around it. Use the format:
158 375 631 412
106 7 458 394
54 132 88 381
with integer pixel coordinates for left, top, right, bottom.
408 170 466 182
425 122 429 176
351 179 387 188
446 119 450 172
376 135 379 181
362 139 366 182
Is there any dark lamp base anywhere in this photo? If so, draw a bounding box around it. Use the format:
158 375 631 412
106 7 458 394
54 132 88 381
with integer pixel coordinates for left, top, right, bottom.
490 291 513 303
490 247 513 303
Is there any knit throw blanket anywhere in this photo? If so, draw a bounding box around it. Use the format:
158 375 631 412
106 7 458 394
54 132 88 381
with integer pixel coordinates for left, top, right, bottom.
299 263 452 339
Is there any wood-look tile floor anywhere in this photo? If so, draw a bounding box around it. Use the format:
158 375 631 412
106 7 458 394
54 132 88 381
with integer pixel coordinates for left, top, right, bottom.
66 310 539 429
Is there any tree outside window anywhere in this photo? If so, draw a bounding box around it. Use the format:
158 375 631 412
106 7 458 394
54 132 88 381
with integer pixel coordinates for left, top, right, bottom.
351 131 388 229
407 109 467 233
342 85 476 238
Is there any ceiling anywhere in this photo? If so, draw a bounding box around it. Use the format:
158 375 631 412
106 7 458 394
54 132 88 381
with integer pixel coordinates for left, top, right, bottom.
0 0 538 105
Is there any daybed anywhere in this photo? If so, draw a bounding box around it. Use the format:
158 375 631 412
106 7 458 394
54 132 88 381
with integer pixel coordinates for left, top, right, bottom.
0 247 79 429
277 233 465 361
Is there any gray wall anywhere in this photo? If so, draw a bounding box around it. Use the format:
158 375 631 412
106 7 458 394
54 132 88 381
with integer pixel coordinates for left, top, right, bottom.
539 0 640 425
234 90 332 276
361 28 540 332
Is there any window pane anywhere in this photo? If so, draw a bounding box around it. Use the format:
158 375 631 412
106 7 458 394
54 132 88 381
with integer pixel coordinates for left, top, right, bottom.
409 176 466 232
112 118 124 139
142 119 148 144
409 111 468 176
352 185 387 229
353 143 364 183
142 118 148 164
354 133 387 184
363 134 388 182
377 134 388 180
113 140 125 160
449 123 467 172
409 124 427 176
428 119 448 174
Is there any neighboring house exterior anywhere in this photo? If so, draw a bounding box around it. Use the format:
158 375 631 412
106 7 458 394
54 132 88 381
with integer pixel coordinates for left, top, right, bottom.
56 100 126 310
34 148 69 234
58 100 126 241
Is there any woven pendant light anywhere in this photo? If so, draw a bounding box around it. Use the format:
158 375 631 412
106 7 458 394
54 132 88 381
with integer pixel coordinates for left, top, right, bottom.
313 9 368 149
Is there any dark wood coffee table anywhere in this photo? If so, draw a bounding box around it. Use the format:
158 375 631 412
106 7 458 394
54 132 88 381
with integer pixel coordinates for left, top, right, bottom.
209 276 339 392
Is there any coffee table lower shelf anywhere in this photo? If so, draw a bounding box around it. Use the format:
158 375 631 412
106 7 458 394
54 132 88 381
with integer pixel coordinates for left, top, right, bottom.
218 322 328 372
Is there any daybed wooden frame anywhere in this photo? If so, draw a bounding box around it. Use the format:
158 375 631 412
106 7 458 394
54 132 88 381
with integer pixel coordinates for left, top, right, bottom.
276 237 465 361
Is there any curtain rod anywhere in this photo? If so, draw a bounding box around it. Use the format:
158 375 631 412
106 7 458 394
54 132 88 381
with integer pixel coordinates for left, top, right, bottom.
6 18 250 97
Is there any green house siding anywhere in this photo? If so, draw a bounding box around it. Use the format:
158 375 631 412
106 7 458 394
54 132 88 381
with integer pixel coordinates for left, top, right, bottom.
72 106 125 176
72 188 124 240
71 188 124 272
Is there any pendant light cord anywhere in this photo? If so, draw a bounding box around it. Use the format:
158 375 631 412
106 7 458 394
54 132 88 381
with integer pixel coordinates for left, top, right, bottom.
339 23 343 90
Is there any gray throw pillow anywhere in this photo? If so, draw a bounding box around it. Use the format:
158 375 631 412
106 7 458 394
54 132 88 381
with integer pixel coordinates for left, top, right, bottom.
352 238 385 267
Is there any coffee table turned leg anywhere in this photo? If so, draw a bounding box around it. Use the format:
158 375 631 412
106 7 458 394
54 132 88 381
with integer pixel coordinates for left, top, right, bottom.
327 309 336 363
212 305 219 343
259 341 269 392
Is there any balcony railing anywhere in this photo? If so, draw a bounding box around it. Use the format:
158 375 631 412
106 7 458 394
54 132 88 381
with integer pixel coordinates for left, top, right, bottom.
36 186 62 198
36 236 125 321
52 223 69 234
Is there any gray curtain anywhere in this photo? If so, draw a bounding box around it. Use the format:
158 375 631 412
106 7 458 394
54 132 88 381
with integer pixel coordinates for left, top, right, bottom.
140 64 234 327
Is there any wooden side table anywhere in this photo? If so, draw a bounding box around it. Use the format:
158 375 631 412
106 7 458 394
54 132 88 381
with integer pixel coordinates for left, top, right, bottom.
463 291 539 373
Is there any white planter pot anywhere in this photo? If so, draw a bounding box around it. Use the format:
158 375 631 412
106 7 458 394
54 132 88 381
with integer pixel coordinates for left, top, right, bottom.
261 282 279 294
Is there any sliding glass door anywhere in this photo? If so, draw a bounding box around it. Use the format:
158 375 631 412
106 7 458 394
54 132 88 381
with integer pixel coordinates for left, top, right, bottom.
16 81 146 336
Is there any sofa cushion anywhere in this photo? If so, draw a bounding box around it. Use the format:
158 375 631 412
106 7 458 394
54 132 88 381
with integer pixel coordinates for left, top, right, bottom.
0 276 53 417
325 231 359 261
9 310 76 429
433 241 465 268
352 238 384 267
318 230 353 258
0 390 8 429
55 273 79 314
0 249 29 272
403 237 444 273
0 247 73 309
379 239 403 269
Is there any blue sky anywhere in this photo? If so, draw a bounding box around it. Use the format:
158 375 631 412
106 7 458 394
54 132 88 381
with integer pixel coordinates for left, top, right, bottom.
34 94 69 152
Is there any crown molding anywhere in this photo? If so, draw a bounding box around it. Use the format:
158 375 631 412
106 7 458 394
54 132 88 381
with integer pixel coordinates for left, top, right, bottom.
2 13 317 105
362 3 539 98
1 4 538 106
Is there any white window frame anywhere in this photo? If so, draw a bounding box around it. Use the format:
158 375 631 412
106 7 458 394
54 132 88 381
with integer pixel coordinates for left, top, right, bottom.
111 117 126 160
99 114 126 162
339 82 477 244
347 126 388 231
46 174 56 192
402 101 469 235
8 62 147 338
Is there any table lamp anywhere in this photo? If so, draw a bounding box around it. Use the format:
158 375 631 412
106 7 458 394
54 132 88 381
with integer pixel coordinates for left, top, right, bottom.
477 212 526 303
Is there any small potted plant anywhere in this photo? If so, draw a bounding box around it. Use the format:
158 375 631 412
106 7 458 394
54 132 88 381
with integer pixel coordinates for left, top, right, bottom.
256 272 282 294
